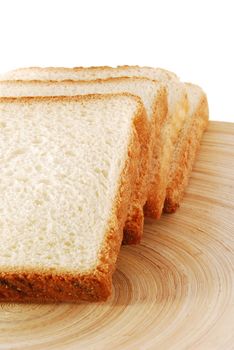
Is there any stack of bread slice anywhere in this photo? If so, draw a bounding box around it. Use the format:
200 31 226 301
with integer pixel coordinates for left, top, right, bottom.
0 66 209 302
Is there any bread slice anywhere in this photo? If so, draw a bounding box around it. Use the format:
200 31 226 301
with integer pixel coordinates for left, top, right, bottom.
0 67 188 219
0 94 145 302
0 78 166 245
164 83 209 212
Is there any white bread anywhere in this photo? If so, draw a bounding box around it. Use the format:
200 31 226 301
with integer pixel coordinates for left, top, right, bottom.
164 83 209 212
0 67 188 219
0 77 166 244
0 94 145 302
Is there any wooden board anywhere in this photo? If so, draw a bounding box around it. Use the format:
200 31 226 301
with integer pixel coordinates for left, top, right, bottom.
0 121 233 350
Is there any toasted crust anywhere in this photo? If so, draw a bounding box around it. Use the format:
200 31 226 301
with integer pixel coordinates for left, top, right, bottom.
164 93 209 213
0 94 143 302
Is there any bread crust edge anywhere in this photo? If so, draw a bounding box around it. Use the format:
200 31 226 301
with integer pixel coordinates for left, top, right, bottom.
164 93 209 213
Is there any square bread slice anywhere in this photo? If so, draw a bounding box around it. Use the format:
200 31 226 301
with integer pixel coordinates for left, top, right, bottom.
0 94 145 302
0 77 166 244
164 83 209 212
0 67 188 220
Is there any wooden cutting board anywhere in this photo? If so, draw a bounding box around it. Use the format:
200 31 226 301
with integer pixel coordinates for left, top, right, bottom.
0 121 233 350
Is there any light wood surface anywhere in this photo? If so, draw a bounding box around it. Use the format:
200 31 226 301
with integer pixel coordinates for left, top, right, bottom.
0 121 233 350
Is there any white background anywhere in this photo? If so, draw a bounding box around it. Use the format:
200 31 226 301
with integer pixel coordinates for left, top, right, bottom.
0 0 233 122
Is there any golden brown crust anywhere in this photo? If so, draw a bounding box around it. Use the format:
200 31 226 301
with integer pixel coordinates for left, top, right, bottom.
123 204 144 244
0 93 142 105
96 108 142 273
0 95 144 302
0 271 111 302
164 94 209 213
144 88 189 218
0 76 159 85
123 101 150 244
143 86 168 219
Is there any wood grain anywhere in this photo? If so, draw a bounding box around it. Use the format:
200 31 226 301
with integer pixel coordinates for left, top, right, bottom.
0 121 233 350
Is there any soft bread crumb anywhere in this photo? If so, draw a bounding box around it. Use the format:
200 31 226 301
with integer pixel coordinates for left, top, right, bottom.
0 96 137 273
